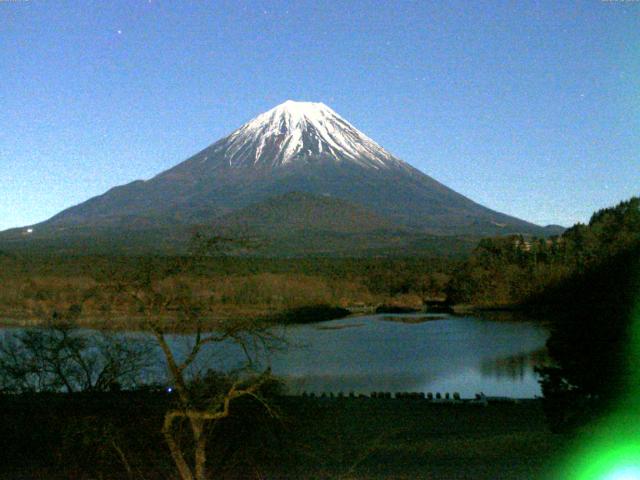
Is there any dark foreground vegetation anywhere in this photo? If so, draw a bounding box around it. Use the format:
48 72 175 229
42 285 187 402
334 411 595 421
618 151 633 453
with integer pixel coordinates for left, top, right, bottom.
536 245 640 430
0 391 561 480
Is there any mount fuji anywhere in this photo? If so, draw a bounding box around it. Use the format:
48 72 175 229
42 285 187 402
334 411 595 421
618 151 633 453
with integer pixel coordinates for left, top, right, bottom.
2 101 560 255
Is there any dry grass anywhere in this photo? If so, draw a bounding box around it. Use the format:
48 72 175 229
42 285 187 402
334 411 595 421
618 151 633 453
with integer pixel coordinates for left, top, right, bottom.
0 254 453 328
0 270 417 328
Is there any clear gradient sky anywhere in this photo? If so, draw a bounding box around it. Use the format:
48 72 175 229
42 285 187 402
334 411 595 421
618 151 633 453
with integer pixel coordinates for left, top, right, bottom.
1 0 638 231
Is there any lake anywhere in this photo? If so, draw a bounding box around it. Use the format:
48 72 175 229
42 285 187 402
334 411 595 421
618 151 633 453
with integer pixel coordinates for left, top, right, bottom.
0 313 550 398
269 314 549 398
157 313 549 398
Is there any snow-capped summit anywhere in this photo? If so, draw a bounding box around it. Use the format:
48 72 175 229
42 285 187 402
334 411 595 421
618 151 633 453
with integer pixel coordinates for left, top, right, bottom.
212 100 402 169
12 100 551 251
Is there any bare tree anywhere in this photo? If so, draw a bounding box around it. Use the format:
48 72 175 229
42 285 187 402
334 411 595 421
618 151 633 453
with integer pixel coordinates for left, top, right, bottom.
0 307 154 394
113 240 284 480
150 317 279 480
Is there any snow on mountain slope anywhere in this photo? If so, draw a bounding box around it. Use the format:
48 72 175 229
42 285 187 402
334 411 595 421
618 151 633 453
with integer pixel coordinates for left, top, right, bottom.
5 100 551 244
211 100 406 169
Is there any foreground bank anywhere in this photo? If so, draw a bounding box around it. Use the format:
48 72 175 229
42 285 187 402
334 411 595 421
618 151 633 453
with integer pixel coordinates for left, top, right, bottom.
0 392 563 479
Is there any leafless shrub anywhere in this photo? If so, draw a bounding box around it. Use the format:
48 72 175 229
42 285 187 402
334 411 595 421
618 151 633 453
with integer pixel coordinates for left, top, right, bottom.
0 308 155 393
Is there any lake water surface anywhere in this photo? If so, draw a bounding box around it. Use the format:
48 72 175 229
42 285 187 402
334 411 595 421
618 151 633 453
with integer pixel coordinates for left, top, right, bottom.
1 313 550 398
157 313 549 398
269 314 549 398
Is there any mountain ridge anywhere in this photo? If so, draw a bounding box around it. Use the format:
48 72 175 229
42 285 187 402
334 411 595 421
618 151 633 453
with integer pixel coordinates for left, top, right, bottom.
1 101 560 254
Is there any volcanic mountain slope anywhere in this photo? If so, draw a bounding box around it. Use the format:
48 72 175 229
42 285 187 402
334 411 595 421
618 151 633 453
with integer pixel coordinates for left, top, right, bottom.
1 101 560 254
205 192 451 257
212 192 397 235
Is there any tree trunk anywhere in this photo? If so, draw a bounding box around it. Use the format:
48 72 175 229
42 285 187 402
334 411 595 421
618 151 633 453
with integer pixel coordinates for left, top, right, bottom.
163 412 195 480
191 416 208 480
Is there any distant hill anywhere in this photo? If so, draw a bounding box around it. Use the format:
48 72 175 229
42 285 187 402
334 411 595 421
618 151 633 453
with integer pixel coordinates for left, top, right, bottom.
541 225 566 236
194 192 477 257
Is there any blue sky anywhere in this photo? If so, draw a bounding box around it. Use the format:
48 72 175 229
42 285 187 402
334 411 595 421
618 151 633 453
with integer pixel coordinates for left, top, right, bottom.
1 0 638 231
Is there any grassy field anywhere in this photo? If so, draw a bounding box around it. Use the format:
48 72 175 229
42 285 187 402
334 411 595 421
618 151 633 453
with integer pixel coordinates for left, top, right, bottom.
0 393 566 479
275 398 564 479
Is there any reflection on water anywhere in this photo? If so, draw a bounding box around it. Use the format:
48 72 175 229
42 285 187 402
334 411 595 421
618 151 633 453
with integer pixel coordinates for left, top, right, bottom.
270 314 549 398
0 313 550 398
480 349 550 381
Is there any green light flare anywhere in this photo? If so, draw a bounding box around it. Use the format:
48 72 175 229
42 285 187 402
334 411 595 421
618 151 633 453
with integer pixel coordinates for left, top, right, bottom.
563 438 640 480
553 298 640 479
603 466 640 480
